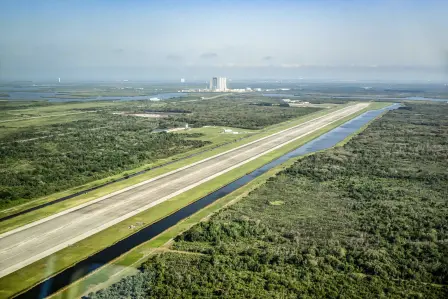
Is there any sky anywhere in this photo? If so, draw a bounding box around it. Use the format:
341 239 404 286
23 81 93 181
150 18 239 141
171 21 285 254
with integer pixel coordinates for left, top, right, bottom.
1 0 448 81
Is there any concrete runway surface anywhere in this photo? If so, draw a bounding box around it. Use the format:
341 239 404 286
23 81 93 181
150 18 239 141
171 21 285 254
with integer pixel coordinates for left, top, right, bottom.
0 103 368 278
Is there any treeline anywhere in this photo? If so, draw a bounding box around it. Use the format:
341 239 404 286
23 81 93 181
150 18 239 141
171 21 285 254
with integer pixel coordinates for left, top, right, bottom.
1 112 160 142
89 102 448 298
0 114 210 206
102 98 321 130
0 97 321 207
0 100 53 111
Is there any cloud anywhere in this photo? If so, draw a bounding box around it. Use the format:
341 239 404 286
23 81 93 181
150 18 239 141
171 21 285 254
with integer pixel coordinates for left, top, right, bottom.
200 52 218 59
112 48 125 53
263 56 273 61
166 54 183 61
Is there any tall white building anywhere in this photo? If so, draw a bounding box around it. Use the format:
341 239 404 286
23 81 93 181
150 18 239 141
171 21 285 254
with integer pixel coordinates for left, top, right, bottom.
210 77 227 91
218 77 227 91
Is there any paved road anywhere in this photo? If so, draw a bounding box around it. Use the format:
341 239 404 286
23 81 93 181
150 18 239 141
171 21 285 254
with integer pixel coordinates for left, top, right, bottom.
0 103 368 278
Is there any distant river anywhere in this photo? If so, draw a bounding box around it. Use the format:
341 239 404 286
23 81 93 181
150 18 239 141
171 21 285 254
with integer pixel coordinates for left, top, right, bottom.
262 94 448 102
332 96 448 102
385 96 448 102
4 92 187 102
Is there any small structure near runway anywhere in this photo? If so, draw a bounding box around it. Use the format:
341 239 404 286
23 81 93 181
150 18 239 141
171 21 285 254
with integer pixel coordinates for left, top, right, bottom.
153 123 190 133
222 128 239 134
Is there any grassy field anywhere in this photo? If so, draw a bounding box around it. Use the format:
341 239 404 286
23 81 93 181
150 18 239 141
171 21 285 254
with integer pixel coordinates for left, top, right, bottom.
0 102 379 299
0 101 125 139
0 101 123 120
86 102 448 299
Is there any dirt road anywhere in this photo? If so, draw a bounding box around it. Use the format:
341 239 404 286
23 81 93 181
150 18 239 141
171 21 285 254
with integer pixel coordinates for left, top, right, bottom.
0 103 368 278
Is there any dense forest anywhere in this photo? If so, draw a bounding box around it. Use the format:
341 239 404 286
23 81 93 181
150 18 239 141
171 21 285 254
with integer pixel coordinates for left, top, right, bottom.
89 102 448 298
0 114 210 206
0 98 319 206
97 97 321 130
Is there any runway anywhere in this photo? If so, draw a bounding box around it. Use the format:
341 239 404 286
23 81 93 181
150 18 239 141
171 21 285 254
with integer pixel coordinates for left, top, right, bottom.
0 103 368 278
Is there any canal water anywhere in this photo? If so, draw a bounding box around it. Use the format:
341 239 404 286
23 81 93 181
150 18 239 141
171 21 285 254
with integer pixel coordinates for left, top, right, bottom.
14 103 400 299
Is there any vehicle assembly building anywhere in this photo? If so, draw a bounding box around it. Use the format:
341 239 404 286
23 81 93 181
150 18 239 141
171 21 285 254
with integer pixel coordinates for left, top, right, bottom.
209 77 227 92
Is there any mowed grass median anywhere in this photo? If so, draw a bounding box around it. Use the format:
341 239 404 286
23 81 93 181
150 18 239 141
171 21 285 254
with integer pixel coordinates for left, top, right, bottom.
0 102 384 299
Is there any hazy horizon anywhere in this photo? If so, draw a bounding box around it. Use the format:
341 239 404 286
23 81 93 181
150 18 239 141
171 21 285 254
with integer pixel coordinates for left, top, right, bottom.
1 0 448 82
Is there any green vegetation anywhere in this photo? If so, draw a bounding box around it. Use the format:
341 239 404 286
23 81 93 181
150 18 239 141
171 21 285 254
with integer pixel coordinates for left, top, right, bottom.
0 104 338 233
43 103 377 299
0 97 321 208
0 102 369 299
91 97 321 130
88 102 448 298
0 115 209 206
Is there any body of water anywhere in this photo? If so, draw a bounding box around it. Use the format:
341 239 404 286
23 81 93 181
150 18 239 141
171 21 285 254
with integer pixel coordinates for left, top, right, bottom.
261 94 448 102
393 96 448 102
14 103 400 299
4 92 187 102
331 96 448 102
262 93 299 98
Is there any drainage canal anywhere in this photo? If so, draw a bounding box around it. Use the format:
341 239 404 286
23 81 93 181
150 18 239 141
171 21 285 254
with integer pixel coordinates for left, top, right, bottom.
14 104 400 299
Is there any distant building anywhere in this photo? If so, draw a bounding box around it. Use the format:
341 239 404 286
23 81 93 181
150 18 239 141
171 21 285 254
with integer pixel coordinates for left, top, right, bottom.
218 77 227 91
222 128 240 134
210 77 227 92
149 97 160 101
210 77 217 90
